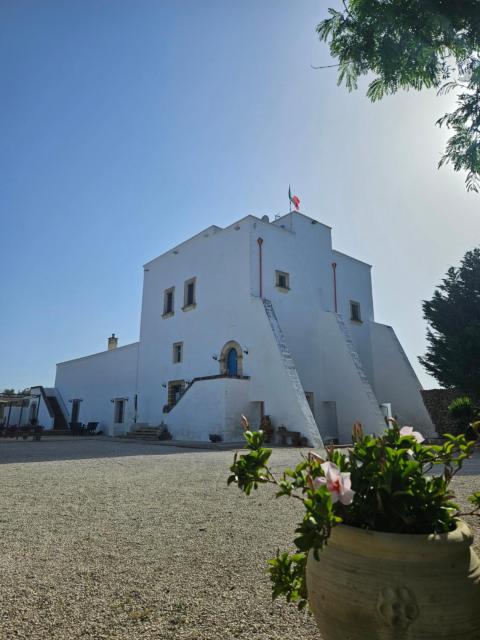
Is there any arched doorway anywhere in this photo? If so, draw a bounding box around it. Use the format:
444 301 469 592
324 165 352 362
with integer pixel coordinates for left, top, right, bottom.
219 341 243 377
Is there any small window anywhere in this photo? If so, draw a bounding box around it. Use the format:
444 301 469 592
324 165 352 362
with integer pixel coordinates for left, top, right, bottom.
163 287 175 317
183 277 196 310
275 270 290 291
114 399 125 424
350 301 362 323
167 380 185 407
172 342 183 363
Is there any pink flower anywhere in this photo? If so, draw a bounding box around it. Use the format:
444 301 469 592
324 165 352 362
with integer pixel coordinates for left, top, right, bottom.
313 461 355 505
399 426 425 443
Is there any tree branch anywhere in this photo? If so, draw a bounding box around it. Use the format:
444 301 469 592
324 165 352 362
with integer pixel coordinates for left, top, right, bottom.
311 63 341 70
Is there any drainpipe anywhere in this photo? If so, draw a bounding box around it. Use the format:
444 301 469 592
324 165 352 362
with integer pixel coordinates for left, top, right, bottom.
257 237 264 298
332 262 338 313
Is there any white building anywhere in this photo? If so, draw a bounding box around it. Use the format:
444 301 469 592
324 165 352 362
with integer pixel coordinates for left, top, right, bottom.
51 211 434 445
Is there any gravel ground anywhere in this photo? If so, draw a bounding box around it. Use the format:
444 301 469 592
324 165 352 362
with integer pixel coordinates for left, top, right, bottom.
0 438 479 640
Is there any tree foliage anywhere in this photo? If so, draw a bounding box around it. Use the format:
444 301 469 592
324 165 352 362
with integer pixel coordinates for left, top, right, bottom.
318 1 480 191
419 247 480 392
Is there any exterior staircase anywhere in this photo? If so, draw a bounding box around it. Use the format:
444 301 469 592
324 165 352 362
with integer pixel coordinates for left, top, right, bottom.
46 395 69 430
263 298 324 451
125 424 165 441
334 313 386 425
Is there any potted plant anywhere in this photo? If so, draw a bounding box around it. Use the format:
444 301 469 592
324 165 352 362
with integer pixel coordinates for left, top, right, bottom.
228 419 480 639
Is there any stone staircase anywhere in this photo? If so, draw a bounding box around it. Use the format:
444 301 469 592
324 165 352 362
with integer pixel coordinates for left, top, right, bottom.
125 424 164 441
263 298 324 451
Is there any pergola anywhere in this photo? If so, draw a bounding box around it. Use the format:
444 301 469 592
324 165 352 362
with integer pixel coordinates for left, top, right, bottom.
0 392 39 428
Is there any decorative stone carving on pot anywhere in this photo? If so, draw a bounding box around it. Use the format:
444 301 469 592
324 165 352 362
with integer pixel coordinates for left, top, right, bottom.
377 585 419 630
306 520 480 640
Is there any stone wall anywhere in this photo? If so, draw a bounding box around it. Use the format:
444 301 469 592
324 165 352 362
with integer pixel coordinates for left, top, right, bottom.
421 389 476 436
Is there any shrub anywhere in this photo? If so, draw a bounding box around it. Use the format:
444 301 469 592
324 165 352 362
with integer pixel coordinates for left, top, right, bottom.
448 396 478 438
448 396 475 421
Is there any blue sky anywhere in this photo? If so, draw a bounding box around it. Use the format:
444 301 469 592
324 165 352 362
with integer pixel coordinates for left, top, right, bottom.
1 0 480 391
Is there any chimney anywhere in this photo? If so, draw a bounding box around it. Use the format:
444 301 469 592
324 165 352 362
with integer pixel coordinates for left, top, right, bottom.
108 333 118 351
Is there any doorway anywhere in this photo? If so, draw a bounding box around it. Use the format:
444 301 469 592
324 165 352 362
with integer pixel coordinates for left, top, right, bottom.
226 348 238 376
71 399 81 425
219 341 243 377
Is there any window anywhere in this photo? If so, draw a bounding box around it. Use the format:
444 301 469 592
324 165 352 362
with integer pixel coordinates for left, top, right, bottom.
183 277 196 310
172 341 183 363
275 270 290 291
350 301 362 323
163 287 175 317
114 399 125 424
168 380 185 407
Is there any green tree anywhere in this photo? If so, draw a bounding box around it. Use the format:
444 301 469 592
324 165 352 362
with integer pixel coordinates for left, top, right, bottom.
2 389 15 396
318 1 480 191
419 247 480 392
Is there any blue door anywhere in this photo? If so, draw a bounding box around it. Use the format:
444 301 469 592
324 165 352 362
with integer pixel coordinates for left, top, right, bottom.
227 348 238 376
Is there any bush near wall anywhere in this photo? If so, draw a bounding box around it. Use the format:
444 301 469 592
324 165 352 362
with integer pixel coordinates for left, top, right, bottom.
421 389 479 436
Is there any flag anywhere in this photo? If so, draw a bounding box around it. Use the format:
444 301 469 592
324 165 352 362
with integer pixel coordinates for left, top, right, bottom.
288 186 300 210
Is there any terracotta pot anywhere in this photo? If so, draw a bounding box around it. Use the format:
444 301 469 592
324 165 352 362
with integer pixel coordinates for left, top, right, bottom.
306 520 480 640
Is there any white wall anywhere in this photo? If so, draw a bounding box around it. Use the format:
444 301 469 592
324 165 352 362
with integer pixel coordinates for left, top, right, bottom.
246 297 322 446
370 323 435 436
331 250 375 385
223 378 253 441
137 220 253 426
55 342 139 434
316 312 386 440
164 377 251 441
248 214 382 441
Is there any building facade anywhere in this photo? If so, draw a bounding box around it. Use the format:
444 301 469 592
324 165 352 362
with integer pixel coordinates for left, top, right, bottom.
52 212 434 445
